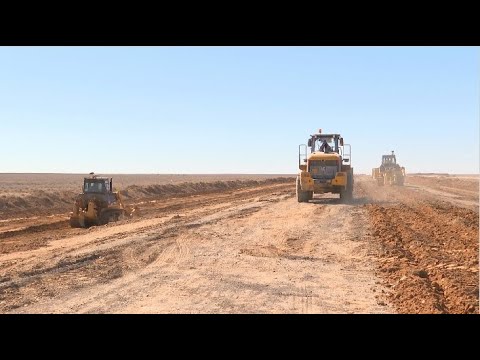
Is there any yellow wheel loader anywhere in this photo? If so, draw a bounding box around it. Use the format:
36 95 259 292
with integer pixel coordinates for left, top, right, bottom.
371 151 405 186
69 173 130 228
296 129 353 202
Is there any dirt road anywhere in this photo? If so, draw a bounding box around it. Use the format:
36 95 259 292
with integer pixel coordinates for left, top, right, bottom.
0 175 477 313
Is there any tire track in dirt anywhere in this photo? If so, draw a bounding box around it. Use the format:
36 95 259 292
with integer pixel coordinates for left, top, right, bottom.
0 184 293 312
0 182 293 255
5 179 391 314
190 193 391 314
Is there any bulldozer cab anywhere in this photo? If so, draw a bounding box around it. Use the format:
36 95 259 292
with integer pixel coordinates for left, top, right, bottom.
381 151 397 169
382 155 396 165
83 177 112 194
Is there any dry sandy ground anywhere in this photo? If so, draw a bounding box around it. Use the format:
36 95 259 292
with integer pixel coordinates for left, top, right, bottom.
0 174 477 314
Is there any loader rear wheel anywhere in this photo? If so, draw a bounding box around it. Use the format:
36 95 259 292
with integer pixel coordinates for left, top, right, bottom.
347 171 353 198
296 177 310 203
340 171 353 202
340 189 352 202
306 191 313 201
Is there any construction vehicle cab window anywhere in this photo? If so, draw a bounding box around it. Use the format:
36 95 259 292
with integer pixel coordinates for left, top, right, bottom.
84 179 109 193
297 129 353 203
318 138 333 153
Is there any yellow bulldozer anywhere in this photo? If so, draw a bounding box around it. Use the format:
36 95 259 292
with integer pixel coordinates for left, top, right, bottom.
372 151 405 186
69 173 133 228
296 129 353 202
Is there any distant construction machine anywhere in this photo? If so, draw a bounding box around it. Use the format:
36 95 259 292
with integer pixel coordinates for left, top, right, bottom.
372 151 406 186
69 173 131 228
296 129 353 202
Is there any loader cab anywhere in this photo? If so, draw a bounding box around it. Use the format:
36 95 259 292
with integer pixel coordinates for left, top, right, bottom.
298 130 351 171
83 177 112 194
307 134 341 154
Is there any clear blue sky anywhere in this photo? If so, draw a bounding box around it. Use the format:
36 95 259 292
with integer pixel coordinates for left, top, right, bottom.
0 46 478 174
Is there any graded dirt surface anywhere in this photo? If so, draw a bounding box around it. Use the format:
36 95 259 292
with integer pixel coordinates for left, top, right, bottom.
0 174 477 314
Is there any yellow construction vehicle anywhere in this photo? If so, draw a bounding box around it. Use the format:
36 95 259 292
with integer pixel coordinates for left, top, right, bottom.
69 173 130 228
372 151 405 186
296 129 353 202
